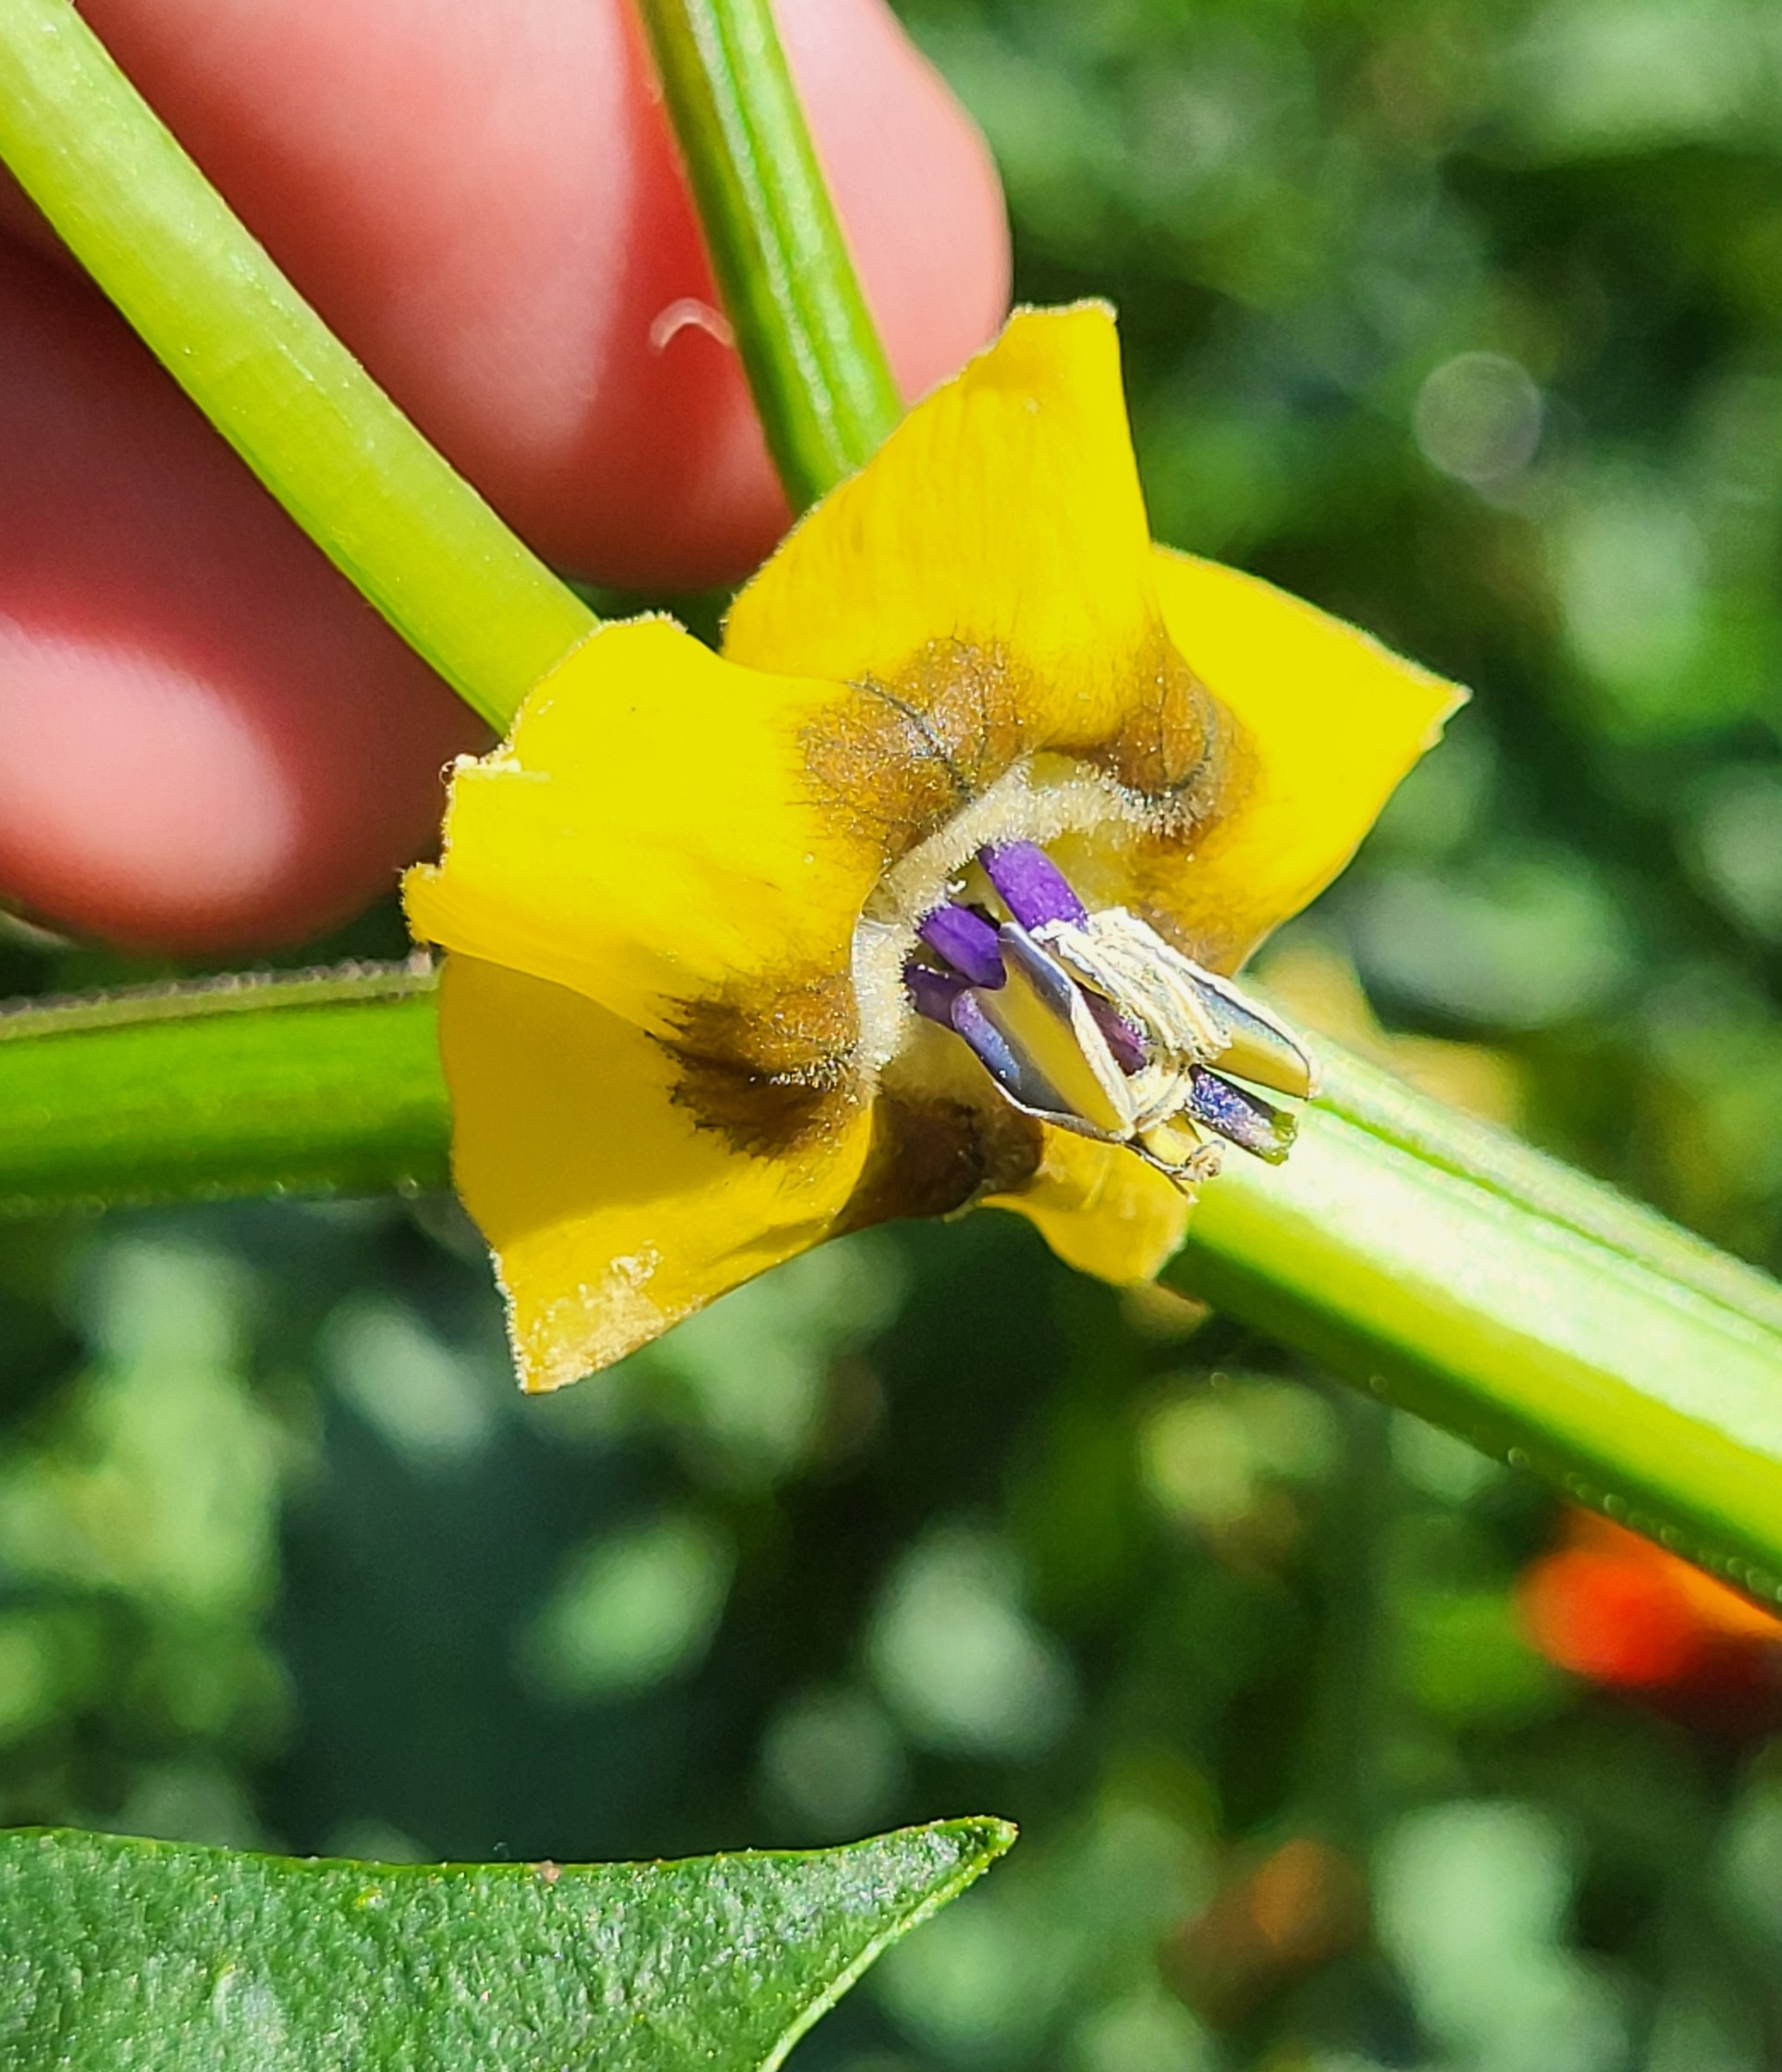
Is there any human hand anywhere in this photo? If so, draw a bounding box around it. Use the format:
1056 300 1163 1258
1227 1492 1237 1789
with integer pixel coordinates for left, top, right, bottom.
0 0 1007 952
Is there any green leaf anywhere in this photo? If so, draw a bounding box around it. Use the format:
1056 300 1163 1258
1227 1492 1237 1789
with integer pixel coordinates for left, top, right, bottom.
0 0 595 729
0 1819 1014 2070
635 0 903 509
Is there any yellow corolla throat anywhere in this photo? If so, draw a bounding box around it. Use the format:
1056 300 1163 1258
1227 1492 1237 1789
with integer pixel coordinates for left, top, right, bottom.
402 302 1465 1392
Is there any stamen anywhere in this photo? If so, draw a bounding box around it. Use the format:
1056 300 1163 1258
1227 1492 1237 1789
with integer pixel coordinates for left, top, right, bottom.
982 842 1088 930
1184 1067 1297 1165
1036 906 1316 1100
918 903 1005 989
899 839 1314 1197
904 930 1131 1131
977 923 1134 1136
1174 965 1317 1102
1083 992 1148 1075
904 963 965 1027
1137 1117 1223 1184
949 988 1038 1107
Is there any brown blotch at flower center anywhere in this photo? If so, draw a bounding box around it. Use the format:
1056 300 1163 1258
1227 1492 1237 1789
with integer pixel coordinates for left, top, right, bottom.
665 633 1244 1183
802 633 1235 875
661 973 862 1157
836 1088 1045 1233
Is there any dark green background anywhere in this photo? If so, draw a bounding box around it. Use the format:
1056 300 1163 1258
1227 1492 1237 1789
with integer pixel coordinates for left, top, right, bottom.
4 0 1782 2065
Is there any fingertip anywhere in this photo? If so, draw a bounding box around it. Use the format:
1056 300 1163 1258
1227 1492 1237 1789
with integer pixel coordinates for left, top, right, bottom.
5 0 1009 593
0 244 480 954
781 0 1011 405
0 631 453 953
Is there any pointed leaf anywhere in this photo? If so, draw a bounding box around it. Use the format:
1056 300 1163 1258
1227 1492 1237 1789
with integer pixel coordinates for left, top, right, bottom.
0 1819 1014 2070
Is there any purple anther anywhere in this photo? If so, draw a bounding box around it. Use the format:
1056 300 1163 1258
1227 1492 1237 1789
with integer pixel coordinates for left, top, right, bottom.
1085 993 1149 1075
949 987 1026 1097
981 841 1088 930
904 962 965 1027
918 902 1006 989
1186 1066 1297 1166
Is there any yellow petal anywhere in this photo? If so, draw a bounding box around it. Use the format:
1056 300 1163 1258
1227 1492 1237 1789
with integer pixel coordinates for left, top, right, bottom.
438 955 872 1389
1139 549 1468 970
404 618 882 1035
725 305 1192 764
987 1128 1190 1284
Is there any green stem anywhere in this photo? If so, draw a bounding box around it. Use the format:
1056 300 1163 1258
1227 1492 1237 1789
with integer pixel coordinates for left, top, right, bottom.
0 968 448 1208
0 0 595 730
1168 1046 1782 1598
636 0 903 509
6 983 1782 1600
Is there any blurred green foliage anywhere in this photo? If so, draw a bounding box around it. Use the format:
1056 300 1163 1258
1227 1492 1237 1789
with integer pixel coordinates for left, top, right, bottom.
5 0 1782 2065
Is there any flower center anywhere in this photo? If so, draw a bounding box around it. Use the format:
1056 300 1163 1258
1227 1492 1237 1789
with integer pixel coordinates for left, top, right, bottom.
903 841 1315 1190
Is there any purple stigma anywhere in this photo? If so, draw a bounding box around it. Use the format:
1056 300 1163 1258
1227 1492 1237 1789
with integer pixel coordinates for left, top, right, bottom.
918 902 1006 989
982 842 1088 930
904 962 965 1026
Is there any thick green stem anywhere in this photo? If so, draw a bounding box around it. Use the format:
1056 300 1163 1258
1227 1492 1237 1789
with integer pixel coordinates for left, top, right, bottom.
6 982 1782 1598
0 0 595 729
1167 1048 1782 1598
0 968 449 1208
636 0 903 509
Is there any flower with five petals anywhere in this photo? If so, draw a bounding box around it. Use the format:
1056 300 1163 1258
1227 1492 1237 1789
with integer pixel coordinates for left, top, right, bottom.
403 305 1463 1391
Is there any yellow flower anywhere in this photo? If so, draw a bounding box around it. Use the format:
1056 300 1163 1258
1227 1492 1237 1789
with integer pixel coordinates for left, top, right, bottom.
404 305 1463 1392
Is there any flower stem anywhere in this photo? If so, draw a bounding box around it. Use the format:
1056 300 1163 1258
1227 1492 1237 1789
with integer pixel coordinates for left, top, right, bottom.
635 0 903 508
0 968 449 1208
0 0 596 730
1168 1045 1782 1598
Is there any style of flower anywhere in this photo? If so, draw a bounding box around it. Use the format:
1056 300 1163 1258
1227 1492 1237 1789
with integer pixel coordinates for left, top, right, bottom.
404 305 1463 1391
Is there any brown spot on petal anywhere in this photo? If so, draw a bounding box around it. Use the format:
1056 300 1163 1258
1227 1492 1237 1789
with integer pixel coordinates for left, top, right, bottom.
1103 642 1260 971
1075 633 1228 820
803 639 1033 868
838 1087 1042 1232
804 630 1241 888
662 971 862 1156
